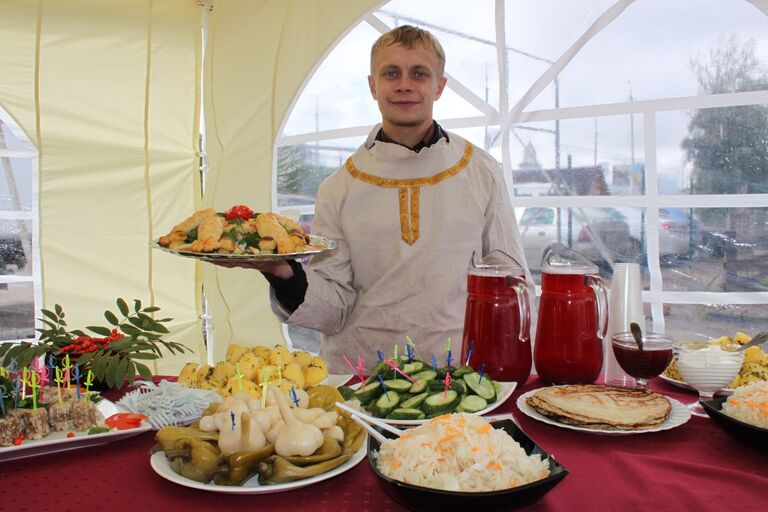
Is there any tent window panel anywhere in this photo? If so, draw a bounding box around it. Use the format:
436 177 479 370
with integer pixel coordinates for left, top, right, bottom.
664 303 768 345
281 22 380 137
662 207 768 293
658 107 768 197
557 0 768 108
0 281 34 341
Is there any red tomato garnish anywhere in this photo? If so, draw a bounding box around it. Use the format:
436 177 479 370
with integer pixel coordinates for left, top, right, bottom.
225 205 254 221
66 432 75 438
105 413 148 430
18 433 25 441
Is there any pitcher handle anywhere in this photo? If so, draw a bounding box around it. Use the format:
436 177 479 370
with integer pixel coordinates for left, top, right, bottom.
508 276 531 341
586 275 609 340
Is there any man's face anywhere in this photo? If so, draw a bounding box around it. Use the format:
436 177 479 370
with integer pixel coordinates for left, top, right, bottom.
368 42 447 133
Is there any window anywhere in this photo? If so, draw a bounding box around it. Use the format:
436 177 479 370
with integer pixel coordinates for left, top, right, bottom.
277 0 768 348
0 110 39 343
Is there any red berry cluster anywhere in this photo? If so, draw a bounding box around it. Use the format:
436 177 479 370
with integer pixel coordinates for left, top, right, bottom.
12 433 26 446
60 329 126 354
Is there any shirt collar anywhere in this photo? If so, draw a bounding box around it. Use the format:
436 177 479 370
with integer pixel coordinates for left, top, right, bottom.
374 121 449 153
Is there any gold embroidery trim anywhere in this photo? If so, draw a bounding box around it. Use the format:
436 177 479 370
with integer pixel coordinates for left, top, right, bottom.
345 142 473 244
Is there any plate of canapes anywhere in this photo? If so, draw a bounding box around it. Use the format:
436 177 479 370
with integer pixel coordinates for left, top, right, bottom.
153 205 336 263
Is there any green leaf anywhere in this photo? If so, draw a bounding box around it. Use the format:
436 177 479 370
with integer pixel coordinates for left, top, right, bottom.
70 329 87 337
76 351 96 366
87 326 113 337
151 323 169 334
105 356 120 388
127 352 159 360
106 339 133 352
142 306 161 313
0 343 13 358
116 357 129 387
92 354 109 381
120 324 142 337
127 362 137 385
41 309 59 322
127 317 144 329
133 299 142 313
116 298 130 317
104 310 119 326
59 319 67 326
135 362 153 381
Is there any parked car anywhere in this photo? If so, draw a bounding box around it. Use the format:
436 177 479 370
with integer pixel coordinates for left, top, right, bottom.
515 206 641 272
658 207 693 260
276 193 315 233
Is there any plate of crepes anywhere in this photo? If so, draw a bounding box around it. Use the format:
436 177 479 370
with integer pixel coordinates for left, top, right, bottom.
149 385 367 494
661 331 768 394
0 386 151 463
517 385 691 435
336 357 516 426
700 381 768 452
367 412 568 510
153 205 336 262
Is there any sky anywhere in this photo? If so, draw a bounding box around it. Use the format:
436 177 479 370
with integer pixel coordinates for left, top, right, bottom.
282 0 768 195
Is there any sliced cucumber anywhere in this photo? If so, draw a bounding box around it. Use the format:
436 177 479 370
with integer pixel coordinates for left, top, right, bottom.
401 361 425 374
400 392 429 409
492 379 503 394
422 390 460 416
456 394 488 413
451 379 467 395
387 408 426 421
373 390 401 417
383 379 413 393
452 365 475 378
436 366 456 379
427 379 447 392
409 379 429 394
463 372 496 401
353 381 382 405
337 385 356 401
411 369 437 381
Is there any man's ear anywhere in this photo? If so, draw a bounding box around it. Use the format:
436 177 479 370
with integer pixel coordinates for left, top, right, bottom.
434 76 447 100
368 75 378 99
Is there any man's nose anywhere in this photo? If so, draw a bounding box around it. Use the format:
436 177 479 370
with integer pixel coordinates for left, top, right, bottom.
394 76 414 92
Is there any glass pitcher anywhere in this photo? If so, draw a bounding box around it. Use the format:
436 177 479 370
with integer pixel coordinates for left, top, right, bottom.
533 248 608 384
460 250 532 385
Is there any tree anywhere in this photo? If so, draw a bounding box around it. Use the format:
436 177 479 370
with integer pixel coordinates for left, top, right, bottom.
276 144 336 201
682 36 768 198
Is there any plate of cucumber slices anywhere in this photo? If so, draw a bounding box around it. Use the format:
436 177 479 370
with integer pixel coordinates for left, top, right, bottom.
337 359 517 426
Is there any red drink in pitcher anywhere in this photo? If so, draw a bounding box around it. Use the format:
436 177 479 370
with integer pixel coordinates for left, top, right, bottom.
461 251 531 385
533 250 608 385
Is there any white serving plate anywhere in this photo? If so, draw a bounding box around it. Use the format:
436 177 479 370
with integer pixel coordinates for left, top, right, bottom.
350 380 517 426
0 399 151 462
516 388 691 436
150 443 366 494
658 374 734 395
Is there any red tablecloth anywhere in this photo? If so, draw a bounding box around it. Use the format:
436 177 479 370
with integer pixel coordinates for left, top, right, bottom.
1 376 765 512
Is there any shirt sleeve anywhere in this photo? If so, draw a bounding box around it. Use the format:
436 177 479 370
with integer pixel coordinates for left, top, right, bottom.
268 172 358 334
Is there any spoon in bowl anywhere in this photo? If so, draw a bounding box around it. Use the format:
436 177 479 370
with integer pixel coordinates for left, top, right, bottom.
737 331 768 352
630 322 644 351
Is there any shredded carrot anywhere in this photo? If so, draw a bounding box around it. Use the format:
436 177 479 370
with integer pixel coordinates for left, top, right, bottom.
471 447 480 453
478 424 492 434
391 459 401 470
486 461 502 470
439 432 460 443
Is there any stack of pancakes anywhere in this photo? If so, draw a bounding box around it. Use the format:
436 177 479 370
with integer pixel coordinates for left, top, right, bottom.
526 385 672 430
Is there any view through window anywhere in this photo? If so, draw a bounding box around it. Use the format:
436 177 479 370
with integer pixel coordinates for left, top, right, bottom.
277 0 768 352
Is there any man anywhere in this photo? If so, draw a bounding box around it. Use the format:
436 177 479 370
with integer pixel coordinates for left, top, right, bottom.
225 25 532 373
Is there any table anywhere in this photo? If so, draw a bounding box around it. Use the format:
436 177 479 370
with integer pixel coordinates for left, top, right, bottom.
1 376 765 512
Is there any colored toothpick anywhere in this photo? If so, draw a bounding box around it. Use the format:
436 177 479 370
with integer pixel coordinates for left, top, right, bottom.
376 350 384 363
29 372 39 410
405 336 417 360
431 354 438 370
62 354 73 391
444 338 452 367
465 340 475 366
230 411 236 431
0 366 8 379
12 375 21 408
47 354 57 387
393 344 398 361
21 368 29 400
356 356 366 373
235 363 244 393
73 365 82 400
383 359 416 383
443 372 452 398
260 369 269 409
84 370 95 401
478 363 486 384
289 387 300 407
54 368 64 406
377 373 389 400
343 355 366 390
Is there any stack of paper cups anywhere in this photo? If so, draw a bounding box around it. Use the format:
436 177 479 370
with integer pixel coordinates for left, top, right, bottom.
604 263 645 387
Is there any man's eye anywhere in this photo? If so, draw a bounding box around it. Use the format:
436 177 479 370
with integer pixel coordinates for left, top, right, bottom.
384 71 398 78
414 71 427 78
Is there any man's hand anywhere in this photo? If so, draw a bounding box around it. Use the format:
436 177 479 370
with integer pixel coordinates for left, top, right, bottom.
210 259 295 279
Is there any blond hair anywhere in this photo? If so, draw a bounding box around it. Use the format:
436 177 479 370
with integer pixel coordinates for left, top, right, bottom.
370 25 446 76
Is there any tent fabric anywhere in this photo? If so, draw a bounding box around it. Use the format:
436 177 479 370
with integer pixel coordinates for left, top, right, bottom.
201 0 381 362
0 0 205 373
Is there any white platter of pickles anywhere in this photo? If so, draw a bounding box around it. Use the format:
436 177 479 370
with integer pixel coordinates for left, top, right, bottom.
338 359 516 426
